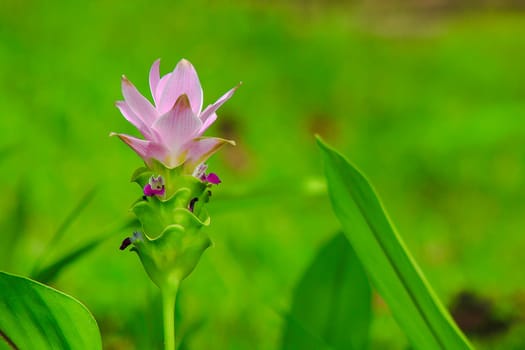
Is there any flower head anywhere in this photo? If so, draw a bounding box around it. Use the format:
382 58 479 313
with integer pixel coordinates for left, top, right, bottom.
111 59 238 171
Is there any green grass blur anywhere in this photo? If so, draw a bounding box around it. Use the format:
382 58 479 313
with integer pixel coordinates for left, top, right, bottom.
1 1 524 348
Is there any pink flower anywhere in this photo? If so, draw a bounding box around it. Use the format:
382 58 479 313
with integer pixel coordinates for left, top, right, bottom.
111 59 238 170
143 175 165 196
192 163 222 185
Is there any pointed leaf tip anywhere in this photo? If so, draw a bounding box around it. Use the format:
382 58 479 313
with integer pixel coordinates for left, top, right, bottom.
315 134 327 148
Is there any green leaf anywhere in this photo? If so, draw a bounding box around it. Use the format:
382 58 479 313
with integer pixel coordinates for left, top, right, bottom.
317 137 472 350
281 232 371 350
0 271 102 350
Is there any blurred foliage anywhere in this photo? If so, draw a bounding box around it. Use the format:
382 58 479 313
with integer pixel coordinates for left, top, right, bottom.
281 232 371 350
0 0 524 349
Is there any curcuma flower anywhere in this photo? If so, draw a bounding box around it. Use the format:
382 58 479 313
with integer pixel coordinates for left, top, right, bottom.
112 59 240 350
110 58 238 171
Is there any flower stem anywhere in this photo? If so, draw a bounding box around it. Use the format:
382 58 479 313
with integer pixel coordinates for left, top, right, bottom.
161 286 178 350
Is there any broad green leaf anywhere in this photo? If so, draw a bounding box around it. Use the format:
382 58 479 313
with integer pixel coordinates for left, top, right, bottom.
317 137 472 350
0 271 102 350
281 232 371 350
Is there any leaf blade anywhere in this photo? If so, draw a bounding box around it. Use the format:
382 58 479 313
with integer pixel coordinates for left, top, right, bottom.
0 271 102 350
317 137 472 350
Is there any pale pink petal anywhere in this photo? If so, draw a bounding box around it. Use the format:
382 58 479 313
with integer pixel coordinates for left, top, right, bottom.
200 85 239 122
109 133 167 165
158 59 203 115
183 137 236 171
115 101 153 140
198 84 240 135
155 73 171 105
198 112 217 136
122 76 157 126
149 59 161 106
152 94 203 152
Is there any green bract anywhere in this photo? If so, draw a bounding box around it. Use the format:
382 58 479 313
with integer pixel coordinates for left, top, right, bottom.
128 161 212 292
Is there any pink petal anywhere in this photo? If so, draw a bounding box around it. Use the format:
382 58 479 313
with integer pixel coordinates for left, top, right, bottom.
122 76 157 126
110 133 167 165
184 137 235 171
200 85 239 122
198 84 240 135
149 59 161 106
198 112 217 136
158 59 203 115
115 101 153 140
152 94 203 152
155 73 171 105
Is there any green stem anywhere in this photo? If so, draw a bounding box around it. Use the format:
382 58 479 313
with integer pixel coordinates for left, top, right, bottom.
161 286 178 350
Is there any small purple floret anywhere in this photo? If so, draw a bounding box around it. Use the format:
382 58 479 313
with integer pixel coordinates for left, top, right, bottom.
144 183 165 196
120 237 132 250
193 163 207 180
193 163 221 185
204 173 221 185
143 175 165 196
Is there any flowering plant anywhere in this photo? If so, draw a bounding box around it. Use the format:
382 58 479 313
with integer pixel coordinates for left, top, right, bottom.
112 59 239 350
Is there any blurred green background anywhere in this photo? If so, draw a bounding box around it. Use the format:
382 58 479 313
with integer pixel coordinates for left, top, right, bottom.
1 0 524 349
